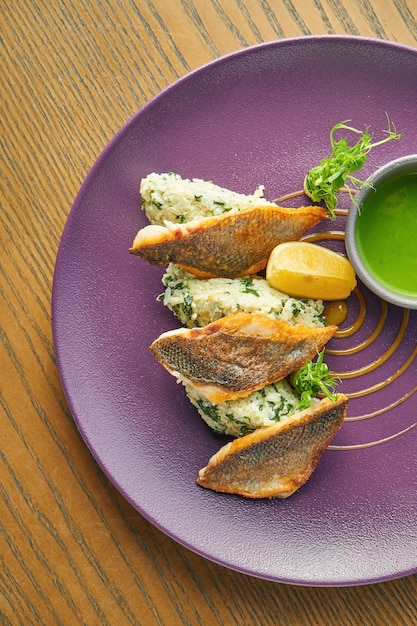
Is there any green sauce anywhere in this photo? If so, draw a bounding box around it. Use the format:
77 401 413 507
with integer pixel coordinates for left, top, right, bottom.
355 172 417 296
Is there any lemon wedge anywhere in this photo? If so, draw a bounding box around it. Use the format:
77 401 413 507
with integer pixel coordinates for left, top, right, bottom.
266 241 356 300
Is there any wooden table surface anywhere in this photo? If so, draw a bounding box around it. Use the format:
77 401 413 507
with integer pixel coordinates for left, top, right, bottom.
2 1 417 624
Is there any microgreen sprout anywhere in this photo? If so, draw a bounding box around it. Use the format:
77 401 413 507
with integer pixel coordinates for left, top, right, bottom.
304 114 402 218
291 349 339 411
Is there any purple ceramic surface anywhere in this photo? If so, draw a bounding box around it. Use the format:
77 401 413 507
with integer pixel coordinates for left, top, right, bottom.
52 36 417 586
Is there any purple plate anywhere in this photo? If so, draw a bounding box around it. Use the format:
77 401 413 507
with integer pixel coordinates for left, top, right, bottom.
52 36 417 586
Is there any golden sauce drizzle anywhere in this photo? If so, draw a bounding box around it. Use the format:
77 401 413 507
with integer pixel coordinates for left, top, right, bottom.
303 230 346 243
327 295 386 353
273 191 416 450
337 309 409 379
341 342 417 398
273 191 351 209
328 422 417 450
323 300 349 326
273 190 305 203
345 385 417 421
332 288 367 338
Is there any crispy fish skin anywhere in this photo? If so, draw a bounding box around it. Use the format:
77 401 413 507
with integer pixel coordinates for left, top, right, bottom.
130 204 327 278
197 395 348 498
149 312 337 404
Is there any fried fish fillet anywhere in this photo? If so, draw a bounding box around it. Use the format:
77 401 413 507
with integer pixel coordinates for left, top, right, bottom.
130 204 327 278
149 312 337 403
197 395 348 498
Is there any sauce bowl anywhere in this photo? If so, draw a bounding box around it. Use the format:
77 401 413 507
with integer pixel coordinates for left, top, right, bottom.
345 154 417 310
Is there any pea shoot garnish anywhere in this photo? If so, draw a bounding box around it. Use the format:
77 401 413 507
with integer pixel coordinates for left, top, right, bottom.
304 115 402 218
291 349 339 411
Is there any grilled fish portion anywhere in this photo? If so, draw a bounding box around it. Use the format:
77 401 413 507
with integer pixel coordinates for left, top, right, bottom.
130 204 327 278
197 395 347 498
149 312 337 404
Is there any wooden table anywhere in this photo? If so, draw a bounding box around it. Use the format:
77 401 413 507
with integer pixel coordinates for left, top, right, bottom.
2 1 417 624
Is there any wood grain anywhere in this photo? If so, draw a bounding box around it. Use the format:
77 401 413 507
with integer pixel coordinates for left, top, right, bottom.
1 1 416 624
